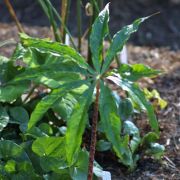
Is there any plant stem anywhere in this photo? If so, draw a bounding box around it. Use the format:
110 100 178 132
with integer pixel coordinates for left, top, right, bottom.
4 0 24 33
77 0 82 53
87 81 100 180
23 84 38 104
61 0 70 43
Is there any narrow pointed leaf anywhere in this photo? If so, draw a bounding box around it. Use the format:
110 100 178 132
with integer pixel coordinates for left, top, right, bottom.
101 16 149 73
20 34 94 74
107 75 159 134
66 83 95 164
28 80 88 130
90 3 109 72
99 81 124 158
118 64 161 81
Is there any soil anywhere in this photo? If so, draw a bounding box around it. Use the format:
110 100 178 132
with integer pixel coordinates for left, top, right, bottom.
0 0 180 50
0 22 179 180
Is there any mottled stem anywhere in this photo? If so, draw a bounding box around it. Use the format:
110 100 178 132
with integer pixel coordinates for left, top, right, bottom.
87 81 100 180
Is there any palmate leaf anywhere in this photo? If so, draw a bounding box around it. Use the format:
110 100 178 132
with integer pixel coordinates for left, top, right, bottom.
28 80 88 130
118 64 161 81
101 16 150 74
107 75 159 134
90 3 109 72
20 34 94 74
66 82 95 165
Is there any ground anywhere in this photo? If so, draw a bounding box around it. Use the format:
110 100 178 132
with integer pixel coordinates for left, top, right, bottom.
0 22 179 179
0 0 180 50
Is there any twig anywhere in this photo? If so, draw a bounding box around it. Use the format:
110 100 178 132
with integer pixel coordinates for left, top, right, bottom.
23 85 38 104
77 0 82 53
4 0 24 33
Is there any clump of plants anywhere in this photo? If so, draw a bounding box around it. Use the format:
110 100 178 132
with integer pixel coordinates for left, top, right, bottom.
0 2 165 180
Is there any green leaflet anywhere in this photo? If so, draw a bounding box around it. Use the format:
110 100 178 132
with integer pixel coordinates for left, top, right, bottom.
32 136 68 171
28 80 88 130
90 3 109 72
141 132 159 146
118 98 134 120
52 93 77 121
32 137 65 157
99 81 124 158
96 140 111 152
70 149 103 180
0 106 9 132
11 43 27 62
9 106 29 133
101 16 150 74
123 121 141 153
99 82 135 167
107 75 159 134
0 55 20 85
19 34 94 74
118 64 161 82
10 60 86 89
0 82 29 103
0 140 30 162
146 143 165 160
65 82 95 165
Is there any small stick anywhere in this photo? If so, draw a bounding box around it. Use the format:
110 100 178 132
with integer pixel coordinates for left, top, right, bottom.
4 0 24 33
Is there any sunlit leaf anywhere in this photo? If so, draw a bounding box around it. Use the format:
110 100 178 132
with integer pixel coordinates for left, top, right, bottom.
20 34 94 74
107 75 159 134
118 64 161 81
101 16 150 73
28 80 88 130
66 83 95 164
90 3 109 72
0 106 9 132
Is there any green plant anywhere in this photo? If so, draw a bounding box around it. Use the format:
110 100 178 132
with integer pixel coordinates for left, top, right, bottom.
0 4 165 179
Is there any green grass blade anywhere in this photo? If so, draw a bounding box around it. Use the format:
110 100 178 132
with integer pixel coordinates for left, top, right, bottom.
38 0 62 42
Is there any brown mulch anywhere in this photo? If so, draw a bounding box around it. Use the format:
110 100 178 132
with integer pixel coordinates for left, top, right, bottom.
0 23 180 180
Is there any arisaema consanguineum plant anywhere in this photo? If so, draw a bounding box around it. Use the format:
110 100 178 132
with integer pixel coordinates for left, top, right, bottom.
0 3 165 179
